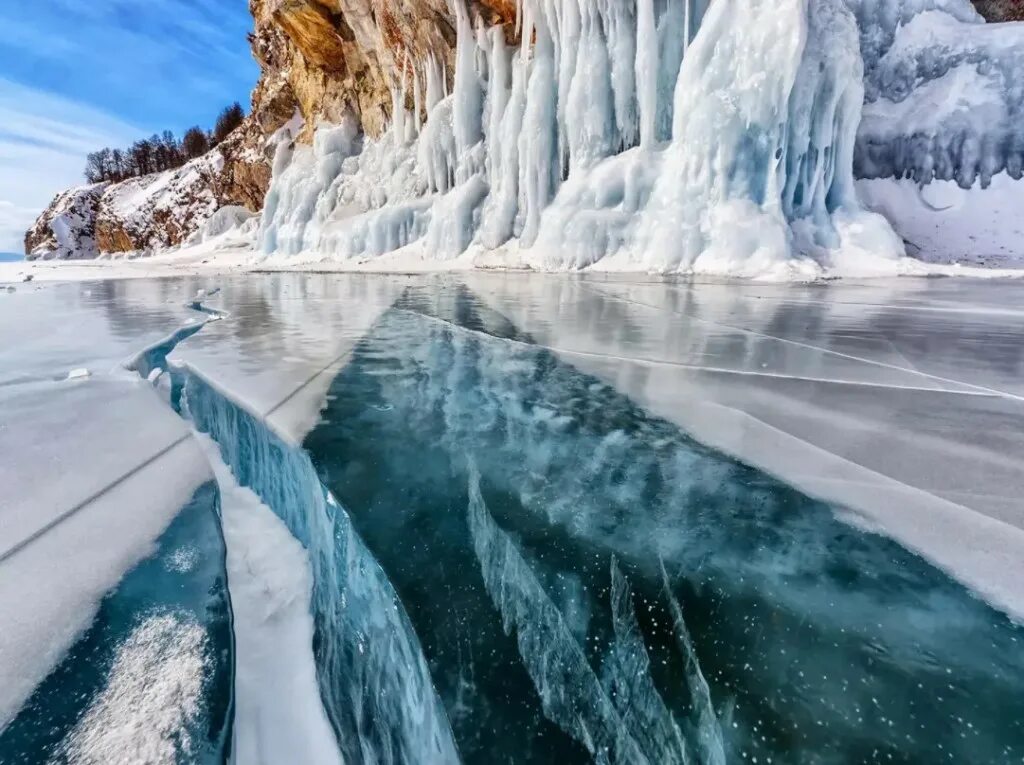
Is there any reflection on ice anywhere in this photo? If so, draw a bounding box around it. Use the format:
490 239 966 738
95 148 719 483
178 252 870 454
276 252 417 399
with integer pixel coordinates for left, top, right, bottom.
302 283 1024 763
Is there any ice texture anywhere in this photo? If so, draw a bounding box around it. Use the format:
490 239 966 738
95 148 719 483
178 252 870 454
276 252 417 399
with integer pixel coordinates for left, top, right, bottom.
182 371 459 765
303 286 1024 762
468 466 665 765
199 434 342 765
854 6 1024 188
257 0 904 276
0 379 217 728
0 478 232 763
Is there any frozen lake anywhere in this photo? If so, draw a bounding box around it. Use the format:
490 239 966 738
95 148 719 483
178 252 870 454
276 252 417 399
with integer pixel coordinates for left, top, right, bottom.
2 273 1023 763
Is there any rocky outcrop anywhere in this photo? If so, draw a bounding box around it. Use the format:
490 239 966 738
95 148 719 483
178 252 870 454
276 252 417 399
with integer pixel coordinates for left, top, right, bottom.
25 118 271 259
974 0 1024 21
248 0 515 140
23 185 107 260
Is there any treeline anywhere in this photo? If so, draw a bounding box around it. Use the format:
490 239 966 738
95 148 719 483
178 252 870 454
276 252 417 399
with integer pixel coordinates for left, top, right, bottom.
84 103 245 184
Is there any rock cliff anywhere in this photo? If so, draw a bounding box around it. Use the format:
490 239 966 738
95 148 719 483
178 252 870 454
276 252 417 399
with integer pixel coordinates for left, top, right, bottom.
26 0 517 259
23 0 1015 260
25 118 270 258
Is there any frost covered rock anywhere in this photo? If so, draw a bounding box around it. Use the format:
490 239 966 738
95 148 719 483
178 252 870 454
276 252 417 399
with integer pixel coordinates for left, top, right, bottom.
24 0 1024 270
25 121 270 260
854 7 1024 187
847 0 1024 260
24 184 106 260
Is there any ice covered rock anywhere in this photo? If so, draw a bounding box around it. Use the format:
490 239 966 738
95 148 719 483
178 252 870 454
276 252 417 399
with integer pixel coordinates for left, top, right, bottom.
855 8 1024 187
847 0 1024 259
25 121 270 260
259 0 903 275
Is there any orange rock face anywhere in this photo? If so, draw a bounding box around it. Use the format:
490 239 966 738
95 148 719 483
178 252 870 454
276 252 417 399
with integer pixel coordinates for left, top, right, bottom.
248 0 516 140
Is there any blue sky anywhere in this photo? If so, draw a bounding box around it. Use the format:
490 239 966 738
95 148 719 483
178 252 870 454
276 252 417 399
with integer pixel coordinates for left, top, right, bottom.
0 0 258 252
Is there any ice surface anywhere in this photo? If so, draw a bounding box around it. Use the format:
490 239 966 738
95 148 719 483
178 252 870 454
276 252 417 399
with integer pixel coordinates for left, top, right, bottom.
303 280 1024 762
0 279 202 387
0 477 232 763
167 274 404 442
5 273 1023 762
466 273 1024 619
0 379 214 727
0 280 233 737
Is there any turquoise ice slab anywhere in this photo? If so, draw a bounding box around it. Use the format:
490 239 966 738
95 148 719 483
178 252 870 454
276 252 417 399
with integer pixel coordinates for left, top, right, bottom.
0 481 232 763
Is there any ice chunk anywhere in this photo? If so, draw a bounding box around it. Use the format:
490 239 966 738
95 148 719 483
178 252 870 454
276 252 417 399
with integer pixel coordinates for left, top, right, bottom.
183 371 459 764
198 434 343 765
466 464 652 764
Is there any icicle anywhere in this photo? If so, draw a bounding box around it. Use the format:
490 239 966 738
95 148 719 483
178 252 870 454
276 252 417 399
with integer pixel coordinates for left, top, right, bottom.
452 0 484 159
484 26 511 169
479 46 527 248
565 1 615 173
656 0 686 140
636 0 658 148
601 0 638 150
517 13 559 246
683 0 692 56
424 53 445 114
555 0 580 174
413 64 423 134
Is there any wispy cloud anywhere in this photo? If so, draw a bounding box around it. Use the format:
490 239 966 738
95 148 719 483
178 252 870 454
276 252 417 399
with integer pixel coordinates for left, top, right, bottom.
0 0 257 132
0 79 140 252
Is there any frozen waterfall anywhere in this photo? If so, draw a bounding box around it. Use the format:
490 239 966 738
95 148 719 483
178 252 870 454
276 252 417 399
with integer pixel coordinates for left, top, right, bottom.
258 0 906 276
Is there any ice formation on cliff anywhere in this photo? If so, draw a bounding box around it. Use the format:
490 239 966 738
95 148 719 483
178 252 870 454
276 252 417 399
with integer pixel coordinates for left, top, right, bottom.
853 0 1024 187
259 0 907 276
847 0 1024 260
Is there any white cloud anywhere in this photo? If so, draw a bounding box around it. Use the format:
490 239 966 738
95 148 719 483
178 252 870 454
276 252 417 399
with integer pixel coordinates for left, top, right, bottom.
0 78 140 252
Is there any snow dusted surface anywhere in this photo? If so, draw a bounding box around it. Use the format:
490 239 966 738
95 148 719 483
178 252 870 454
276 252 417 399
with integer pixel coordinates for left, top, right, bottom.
0 281 224 728
858 172 1024 262
0 378 212 727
